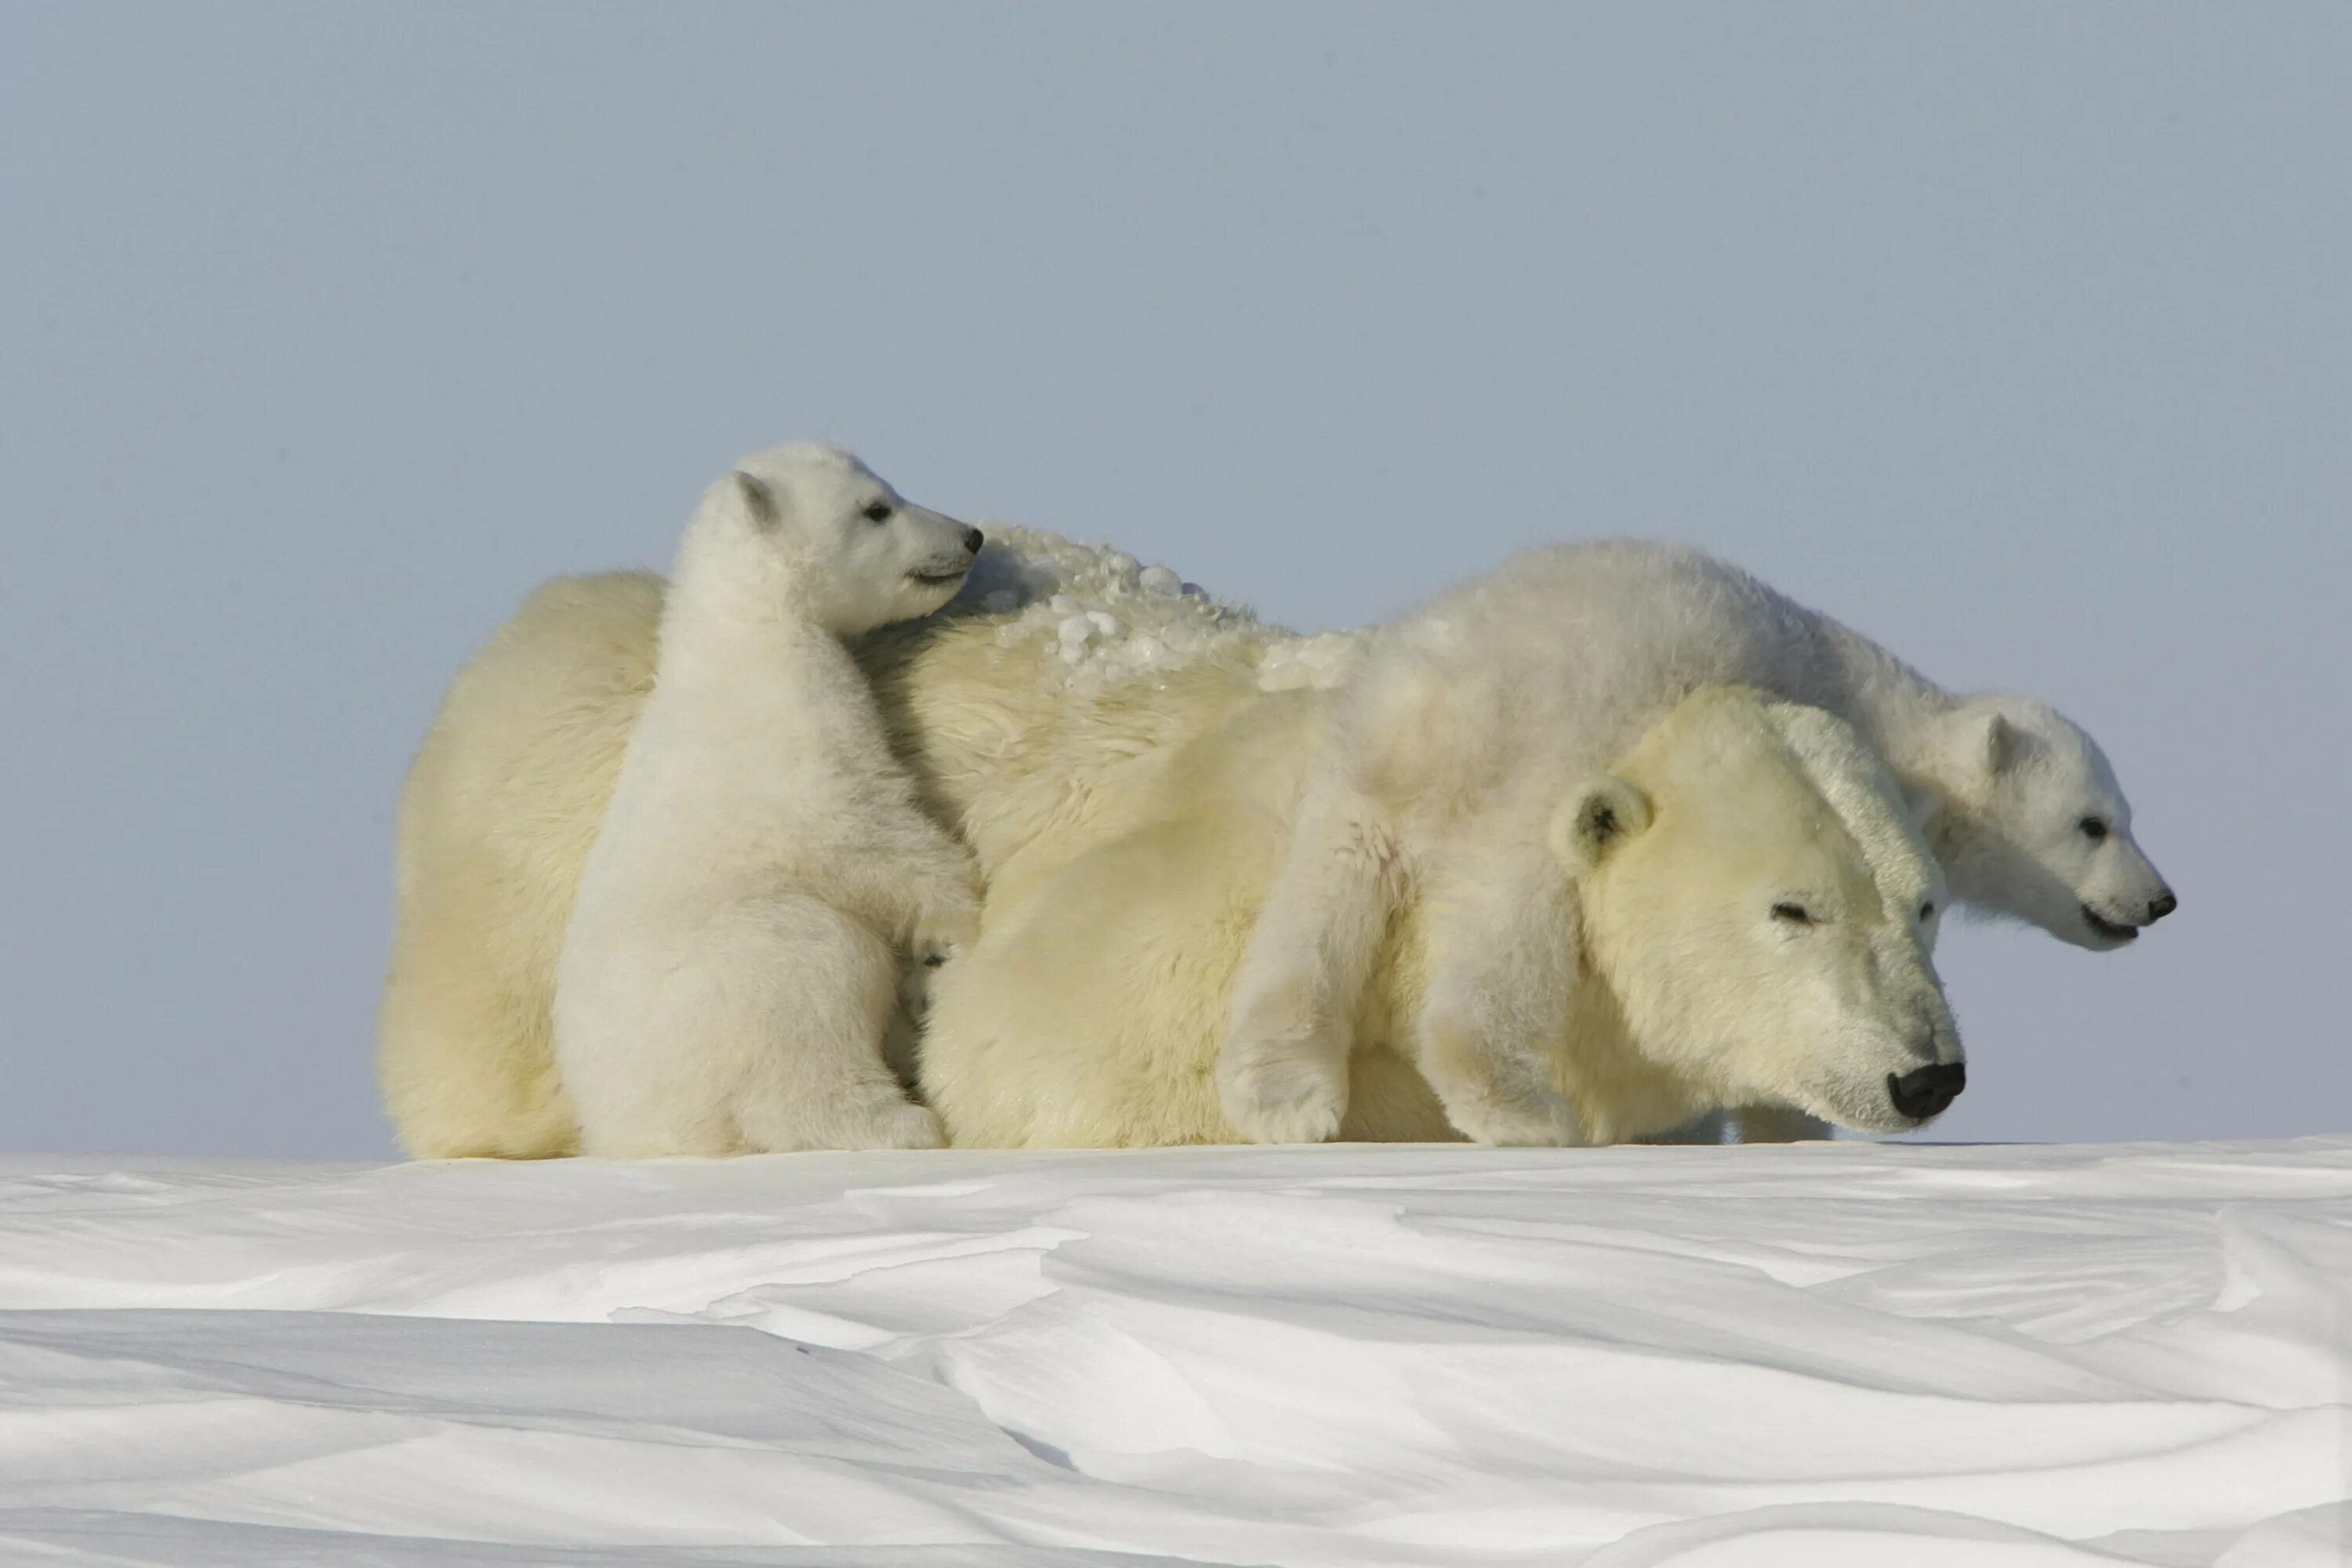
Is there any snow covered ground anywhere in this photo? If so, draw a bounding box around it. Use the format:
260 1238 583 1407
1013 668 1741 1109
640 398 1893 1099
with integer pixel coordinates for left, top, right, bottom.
1 1138 2346 1566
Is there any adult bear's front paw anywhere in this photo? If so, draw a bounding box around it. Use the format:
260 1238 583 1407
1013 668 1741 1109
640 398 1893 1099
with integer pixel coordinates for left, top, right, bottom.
1217 1037 1349 1145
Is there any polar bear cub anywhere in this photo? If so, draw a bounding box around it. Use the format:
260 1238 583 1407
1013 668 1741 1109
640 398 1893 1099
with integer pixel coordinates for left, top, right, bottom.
552 441 985 1156
1222 540 2174 1146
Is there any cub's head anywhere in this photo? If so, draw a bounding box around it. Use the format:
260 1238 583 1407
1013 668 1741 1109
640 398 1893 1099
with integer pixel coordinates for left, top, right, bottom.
1924 695 2175 951
1557 688 1965 1134
688 441 982 634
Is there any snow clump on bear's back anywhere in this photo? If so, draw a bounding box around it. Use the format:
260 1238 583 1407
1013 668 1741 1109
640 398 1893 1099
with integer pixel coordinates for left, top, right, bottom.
946 524 1367 696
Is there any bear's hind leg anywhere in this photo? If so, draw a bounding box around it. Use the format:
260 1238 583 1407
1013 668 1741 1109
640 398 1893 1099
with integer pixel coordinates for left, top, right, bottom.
728 898 944 1153
577 1085 739 1159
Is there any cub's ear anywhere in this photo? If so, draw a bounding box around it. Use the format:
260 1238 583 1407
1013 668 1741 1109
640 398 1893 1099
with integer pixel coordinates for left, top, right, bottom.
1549 776 1654 872
732 470 782 532
1980 711 2016 775
1940 704 2020 782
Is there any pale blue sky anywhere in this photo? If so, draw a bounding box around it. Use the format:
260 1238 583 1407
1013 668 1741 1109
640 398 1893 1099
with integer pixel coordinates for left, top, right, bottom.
2 4 2344 1156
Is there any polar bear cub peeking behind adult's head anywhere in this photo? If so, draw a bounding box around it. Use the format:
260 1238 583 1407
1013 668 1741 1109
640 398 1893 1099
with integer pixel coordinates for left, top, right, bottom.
550 441 985 1158
1927 692 2174 950
684 440 985 634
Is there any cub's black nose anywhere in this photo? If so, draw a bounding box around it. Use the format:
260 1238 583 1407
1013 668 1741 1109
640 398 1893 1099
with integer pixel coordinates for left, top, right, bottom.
2147 890 2178 923
1888 1062 1966 1121
963 527 985 554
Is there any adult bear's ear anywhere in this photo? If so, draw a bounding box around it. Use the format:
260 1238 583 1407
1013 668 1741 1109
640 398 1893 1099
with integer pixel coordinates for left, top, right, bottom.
732 471 782 532
1549 776 1654 873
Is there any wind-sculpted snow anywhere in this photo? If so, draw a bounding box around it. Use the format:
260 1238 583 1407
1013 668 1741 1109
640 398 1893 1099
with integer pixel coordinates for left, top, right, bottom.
0 1140 2346 1565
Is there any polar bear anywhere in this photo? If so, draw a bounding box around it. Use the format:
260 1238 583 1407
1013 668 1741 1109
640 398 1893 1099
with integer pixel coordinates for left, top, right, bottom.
551 442 984 1156
373 525 2099 1160
1219 540 2175 1145
918 684 1963 1149
377 526 1293 1158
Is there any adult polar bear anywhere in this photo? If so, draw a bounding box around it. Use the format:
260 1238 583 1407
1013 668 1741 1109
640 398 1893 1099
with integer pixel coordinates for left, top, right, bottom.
919 684 1964 1149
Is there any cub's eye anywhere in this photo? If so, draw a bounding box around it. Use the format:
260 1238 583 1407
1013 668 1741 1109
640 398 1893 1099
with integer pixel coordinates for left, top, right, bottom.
1919 900 1936 922
1771 902 1813 925
2079 817 2110 842
862 501 894 523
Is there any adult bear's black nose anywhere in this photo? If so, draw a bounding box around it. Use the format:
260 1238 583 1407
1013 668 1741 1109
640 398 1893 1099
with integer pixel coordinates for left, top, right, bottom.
2146 889 2178 923
1887 1062 1966 1121
963 527 985 554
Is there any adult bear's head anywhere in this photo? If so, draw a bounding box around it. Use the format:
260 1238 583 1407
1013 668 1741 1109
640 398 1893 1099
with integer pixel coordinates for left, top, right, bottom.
1554 688 1965 1134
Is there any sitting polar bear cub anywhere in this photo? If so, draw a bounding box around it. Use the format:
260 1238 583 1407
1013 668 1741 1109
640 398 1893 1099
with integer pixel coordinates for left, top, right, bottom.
552 441 984 1156
1222 540 2175 1145
920 684 1965 1149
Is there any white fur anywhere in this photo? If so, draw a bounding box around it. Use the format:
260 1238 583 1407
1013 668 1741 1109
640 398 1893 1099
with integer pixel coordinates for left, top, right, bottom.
373 531 2037 1160
1221 541 2171 1145
550 442 982 1156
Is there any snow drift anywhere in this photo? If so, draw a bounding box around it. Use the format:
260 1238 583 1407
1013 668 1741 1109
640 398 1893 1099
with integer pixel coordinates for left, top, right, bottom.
1 1138 2346 1565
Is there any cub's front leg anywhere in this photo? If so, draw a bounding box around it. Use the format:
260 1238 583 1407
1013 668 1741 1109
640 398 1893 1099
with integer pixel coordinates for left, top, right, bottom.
1218 775 1403 1145
1406 819 1589 1148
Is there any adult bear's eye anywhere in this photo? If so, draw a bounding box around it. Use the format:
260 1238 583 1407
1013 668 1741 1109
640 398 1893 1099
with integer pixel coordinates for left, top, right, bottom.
1771 902 1813 925
2079 817 2109 842
862 501 894 523
1919 900 1936 922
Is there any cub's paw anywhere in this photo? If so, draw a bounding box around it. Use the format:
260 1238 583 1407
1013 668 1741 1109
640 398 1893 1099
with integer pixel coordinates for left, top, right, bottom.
742 1085 946 1154
834 1091 947 1152
910 887 983 969
1217 1039 1348 1145
1437 1083 1581 1148
1418 1011 1584 1147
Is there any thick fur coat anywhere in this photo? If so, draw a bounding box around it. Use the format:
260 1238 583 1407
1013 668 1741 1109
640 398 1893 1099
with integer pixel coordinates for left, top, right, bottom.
550 443 985 1156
